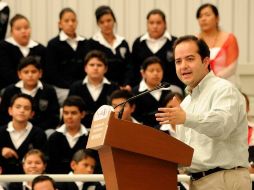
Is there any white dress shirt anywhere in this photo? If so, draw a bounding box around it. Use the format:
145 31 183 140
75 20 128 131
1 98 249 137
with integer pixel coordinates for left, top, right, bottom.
15 80 43 97
7 121 33 149
82 76 111 101
56 124 88 148
92 31 124 54
6 37 38 57
176 72 249 173
140 31 172 54
59 30 85 51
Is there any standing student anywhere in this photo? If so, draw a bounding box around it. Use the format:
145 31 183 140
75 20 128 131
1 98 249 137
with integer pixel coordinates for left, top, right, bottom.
68 50 119 128
0 93 47 174
45 7 88 105
47 96 89 174
8 149 47 190
132 56 171 128
88 5 132 89
131 9 184 91
0 14 46 91
0 56 60 131
56 149 105 190
196 3 239 86
155 35 251 190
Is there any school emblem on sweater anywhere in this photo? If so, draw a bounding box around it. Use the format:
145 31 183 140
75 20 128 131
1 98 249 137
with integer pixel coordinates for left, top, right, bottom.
39 99 48 111
119 47 127 59
166 51 174 62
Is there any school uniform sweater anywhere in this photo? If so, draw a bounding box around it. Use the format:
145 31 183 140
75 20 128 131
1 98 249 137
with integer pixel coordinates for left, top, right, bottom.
132 85 171 129
69 81 119 127
0 125 47 174
46 131 89 174
45 36 88 89
131 35 185 90
0 83 60 130
0 40 46 90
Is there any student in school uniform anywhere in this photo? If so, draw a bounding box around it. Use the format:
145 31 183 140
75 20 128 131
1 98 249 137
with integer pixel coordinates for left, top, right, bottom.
45 7 88 106
132 56 172 129
87 5 133 89
68 50 119 128
56 149 105 190
8 149 47 190
0 14 46 91
131 9 184 92
0 93 47 174
47 96 89 174
0 56 60 131
109 89 139 123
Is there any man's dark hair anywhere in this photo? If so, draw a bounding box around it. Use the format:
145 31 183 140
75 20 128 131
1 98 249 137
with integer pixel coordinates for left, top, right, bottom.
18 56 42 71
10 93 34 111
109 89 135 106
84 50 108 67
63 95 86 112
32 175 56 190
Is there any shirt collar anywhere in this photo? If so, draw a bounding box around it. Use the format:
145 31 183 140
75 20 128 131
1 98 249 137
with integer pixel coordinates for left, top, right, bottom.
56 124 89 136
185 71 214 95
7 121 33 132
59 30 85 42
82 76 111 85
140 30 172 42
6 37 38 48
15 80 43 90
92 31 124 50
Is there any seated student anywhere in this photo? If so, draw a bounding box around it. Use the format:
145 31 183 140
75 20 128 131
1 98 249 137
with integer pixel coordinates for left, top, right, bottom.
160 92 184 136
0 56 60 131
56 149 105 190
8 149 47 190
47 96 89 174
32 175 57 190
0 93 47 174
132 56 171 128
68 50 119 128
109 89 139 123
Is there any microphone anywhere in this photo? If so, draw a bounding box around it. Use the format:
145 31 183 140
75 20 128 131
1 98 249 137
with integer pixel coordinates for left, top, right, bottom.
114 82 170 119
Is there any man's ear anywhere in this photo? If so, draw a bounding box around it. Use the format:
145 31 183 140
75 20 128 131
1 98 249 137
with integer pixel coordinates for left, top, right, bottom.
203 57 210 68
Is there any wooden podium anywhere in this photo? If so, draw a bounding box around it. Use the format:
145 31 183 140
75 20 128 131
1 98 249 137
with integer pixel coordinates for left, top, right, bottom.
87 105 193 190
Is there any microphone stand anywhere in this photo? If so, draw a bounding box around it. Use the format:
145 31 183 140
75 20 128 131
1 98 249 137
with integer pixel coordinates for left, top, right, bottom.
114 82 170 119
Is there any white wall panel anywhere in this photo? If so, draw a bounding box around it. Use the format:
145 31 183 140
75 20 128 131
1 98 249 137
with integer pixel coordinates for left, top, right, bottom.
234 0 249 65
250 0 254 63
171 0 186 36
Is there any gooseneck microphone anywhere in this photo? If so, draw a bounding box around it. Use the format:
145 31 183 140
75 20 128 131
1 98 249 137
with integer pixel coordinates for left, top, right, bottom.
114 82 170 119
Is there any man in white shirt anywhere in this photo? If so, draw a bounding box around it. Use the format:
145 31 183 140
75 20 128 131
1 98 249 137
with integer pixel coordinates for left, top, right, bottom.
156 35 251 190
